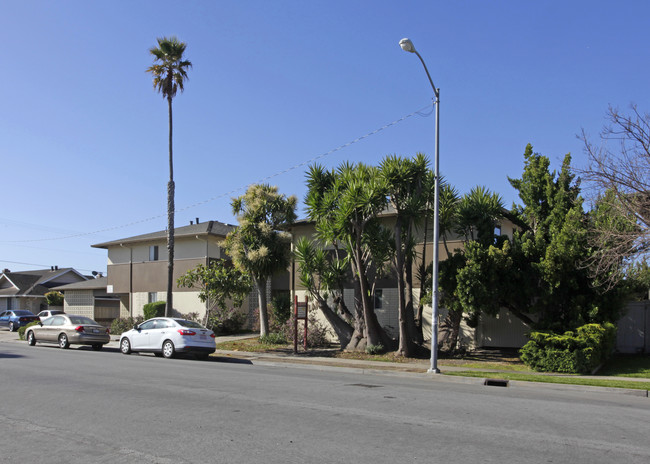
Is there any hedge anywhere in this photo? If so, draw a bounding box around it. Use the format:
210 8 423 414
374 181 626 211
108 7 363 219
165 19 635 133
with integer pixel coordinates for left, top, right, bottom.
143 301 167 320
519 323 616 374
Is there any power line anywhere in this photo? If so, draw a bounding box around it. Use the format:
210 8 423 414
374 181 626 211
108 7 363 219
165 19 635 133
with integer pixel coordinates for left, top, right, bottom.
0 260 100 274
1 103 434 244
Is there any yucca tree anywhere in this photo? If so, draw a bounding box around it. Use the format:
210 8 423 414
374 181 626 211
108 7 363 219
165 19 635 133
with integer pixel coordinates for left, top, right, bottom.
305 163 392 351
146 36 192 316
222 184 297 337
380 153 429 357
455 186 504 245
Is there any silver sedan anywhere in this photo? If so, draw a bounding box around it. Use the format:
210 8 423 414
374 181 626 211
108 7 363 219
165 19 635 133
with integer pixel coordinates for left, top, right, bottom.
119 317 216 359
25 314 110 350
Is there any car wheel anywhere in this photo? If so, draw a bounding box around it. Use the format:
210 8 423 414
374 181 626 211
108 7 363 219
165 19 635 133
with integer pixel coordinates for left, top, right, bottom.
9 322 15 332
120 338 131 355
58 333 70 349
162 340 175 359
27 331 36 346
92 344 103 351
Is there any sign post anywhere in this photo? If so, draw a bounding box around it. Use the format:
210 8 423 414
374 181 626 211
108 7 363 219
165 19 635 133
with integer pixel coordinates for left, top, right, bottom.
293 295 308 353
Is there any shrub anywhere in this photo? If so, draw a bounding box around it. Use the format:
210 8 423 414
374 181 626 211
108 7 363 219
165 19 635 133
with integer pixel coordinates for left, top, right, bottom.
365 344 385 355
251 303 283 333
19 321 40 340
271 293 292 326
520 323 617 374
259 333 287 345
110 316 144 336
45 291 64 306
279 311 332 348
143 301 166 320
206 306 248 334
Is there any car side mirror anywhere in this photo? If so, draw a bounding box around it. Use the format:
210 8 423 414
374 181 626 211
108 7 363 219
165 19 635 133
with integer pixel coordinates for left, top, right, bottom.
38 322 43 326
134 324 140 331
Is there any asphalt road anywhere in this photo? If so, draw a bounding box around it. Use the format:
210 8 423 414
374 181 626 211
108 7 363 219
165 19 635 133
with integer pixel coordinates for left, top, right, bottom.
1 337 649 464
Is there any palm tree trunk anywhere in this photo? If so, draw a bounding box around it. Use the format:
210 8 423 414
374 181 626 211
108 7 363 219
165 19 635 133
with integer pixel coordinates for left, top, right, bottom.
395 217 413 357
405 251 422 345
166 96 174 316
256 276 269 337
416 214 429 340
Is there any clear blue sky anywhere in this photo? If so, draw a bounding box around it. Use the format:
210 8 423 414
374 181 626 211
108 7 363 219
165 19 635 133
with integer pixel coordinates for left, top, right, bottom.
1 0 649 275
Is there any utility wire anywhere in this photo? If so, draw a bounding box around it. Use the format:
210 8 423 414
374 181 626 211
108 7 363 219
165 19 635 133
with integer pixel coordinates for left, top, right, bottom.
1 103 434 243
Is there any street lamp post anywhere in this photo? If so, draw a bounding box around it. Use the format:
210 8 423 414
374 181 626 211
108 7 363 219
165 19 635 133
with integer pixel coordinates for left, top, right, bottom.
399 38 441 373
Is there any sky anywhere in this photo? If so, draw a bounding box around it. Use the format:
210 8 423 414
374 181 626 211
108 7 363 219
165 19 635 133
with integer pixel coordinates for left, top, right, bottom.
1 0 649 275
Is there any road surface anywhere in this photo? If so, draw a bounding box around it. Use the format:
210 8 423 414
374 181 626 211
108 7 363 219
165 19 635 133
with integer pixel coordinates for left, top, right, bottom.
1 340 648 463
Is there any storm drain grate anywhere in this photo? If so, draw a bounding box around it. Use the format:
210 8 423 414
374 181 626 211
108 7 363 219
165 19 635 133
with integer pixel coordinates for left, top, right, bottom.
484 378 509 387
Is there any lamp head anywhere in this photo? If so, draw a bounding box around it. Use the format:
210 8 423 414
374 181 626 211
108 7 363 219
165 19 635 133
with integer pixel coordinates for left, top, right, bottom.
399 38 415 53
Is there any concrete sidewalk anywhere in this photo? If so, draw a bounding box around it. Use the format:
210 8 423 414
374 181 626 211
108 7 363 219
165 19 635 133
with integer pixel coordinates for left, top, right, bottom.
209 346 650 397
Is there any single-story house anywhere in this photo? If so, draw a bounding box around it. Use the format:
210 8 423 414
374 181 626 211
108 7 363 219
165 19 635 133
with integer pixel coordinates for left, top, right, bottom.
0 267 88 314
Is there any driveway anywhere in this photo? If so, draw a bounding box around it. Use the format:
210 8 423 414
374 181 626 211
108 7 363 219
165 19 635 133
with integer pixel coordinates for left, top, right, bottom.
0 327 21 341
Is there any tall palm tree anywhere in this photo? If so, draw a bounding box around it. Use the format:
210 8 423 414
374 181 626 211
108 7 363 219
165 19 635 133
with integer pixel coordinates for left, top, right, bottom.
146 36 192 316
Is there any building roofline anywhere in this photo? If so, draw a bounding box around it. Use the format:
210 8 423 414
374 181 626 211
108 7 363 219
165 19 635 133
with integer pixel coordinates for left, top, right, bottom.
91 220 235 249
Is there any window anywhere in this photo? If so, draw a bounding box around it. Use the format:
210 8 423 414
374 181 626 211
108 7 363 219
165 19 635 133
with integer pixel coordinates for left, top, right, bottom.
149 245 159 261
374 289 383 309
148 292 157 304
153 319 171 329
139 320 156 330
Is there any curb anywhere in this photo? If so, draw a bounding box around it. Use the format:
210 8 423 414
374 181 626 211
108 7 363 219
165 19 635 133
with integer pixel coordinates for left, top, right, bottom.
213 350 650 398
4 335 648 398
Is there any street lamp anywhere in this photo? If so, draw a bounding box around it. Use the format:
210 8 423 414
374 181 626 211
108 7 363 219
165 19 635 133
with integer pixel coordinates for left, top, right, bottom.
399 38 441 374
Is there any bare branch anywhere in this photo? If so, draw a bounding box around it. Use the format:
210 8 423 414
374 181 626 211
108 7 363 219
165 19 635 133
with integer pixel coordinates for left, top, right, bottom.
577 104 650 287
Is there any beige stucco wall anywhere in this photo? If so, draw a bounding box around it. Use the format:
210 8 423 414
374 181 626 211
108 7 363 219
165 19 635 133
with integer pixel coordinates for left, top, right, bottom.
130 291 208 318
476 309 532 348
107 236 225 265
107 246 131 265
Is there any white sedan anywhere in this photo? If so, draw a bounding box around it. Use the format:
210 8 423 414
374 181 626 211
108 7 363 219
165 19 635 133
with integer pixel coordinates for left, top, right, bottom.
119 317 216 359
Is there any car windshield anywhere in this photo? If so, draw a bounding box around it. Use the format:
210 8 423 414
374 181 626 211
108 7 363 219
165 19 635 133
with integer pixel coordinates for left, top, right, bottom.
176 319 206 329
68 316 99 325
14 310 35 316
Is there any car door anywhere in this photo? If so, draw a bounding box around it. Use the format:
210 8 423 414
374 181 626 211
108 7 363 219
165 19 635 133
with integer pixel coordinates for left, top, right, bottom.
148 319 171 350
41 315 66 342
0 312 7 329
131 320 155 350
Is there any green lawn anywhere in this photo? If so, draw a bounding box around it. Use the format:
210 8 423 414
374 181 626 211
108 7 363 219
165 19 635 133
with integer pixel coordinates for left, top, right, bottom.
597 354 650 378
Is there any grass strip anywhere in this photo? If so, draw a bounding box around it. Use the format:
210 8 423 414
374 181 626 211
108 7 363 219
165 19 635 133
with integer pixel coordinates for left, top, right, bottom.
597 355 650 378
439 361 530 372
445 370 650 391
